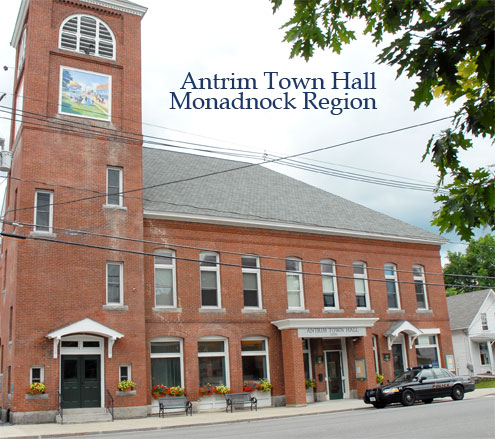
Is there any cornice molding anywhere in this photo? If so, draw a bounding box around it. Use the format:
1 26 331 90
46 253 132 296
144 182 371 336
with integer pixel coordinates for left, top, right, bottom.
271 318 379 330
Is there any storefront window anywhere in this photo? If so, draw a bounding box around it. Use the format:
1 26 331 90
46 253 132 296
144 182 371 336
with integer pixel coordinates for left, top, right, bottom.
150 340 183 388
302 339 312 380
415 335 440 366
241 338 269 381
198 338 229 386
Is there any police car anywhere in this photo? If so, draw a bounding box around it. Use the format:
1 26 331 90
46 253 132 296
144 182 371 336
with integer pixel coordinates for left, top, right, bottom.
364 365 475 408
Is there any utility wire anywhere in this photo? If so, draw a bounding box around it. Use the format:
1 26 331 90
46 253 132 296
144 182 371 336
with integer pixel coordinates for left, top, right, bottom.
1 231 490 290
2 219 495 282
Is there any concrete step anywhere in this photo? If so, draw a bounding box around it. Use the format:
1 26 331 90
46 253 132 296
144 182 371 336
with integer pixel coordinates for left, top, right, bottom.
56 408 113 424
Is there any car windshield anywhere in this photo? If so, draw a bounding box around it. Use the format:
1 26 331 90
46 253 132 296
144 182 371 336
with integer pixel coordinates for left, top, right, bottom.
393 370 421 383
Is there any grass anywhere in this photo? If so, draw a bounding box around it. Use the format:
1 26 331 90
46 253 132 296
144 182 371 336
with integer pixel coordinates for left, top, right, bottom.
61 95 108 120
475 380 495 389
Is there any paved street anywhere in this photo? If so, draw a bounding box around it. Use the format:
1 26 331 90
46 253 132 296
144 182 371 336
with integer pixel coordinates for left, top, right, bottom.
67 396 495 439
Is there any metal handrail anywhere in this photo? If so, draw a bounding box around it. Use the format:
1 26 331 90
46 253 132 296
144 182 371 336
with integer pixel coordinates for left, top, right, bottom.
58 392 64 424
106 389 114 421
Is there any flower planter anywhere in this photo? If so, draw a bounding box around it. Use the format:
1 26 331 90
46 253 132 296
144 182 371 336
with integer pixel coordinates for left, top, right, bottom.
26 393 49 400
199 393 227 411
117 390 136 396
252 390 272 407
306 388 315 403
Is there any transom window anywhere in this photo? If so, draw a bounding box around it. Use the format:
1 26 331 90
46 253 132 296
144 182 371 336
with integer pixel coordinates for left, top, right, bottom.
59 15 115 59
198 338 229 387
286 258 304 309
154 250 176 308
241 338 269 382
353 261 370 309
413 265 428 310
321 259 338 308
242 255 262 308
200 252 220 308
384 263 400 309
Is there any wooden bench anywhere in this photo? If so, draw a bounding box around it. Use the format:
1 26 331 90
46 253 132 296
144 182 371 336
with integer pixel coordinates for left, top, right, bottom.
158 396 193 417
225 393 257 412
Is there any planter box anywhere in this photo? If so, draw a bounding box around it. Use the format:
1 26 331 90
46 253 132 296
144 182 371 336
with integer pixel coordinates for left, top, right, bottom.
199 394 227 411
26 393 49 400
253 390 272 408
306 389 315 403
117 390 136 396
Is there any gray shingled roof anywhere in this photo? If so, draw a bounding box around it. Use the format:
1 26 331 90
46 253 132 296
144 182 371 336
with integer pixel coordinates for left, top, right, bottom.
447 289 493 330
142 148 445 243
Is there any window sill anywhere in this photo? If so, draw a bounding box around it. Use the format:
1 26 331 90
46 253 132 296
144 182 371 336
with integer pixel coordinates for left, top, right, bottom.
199 308 226 313
387 309 405 314
417 309 433 314
322 308 344 314
29 231 56 238
355 308 374 314
103 304 128 311
286 309 310 314
103 204 127 212
116 390 136 397
153 307 182 313
242 308 267 314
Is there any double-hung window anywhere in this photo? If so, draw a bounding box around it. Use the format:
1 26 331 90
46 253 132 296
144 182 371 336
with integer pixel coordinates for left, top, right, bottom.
479 343 490 365
154 250 176 308
151 339 183 388
353 261 370 309
286 258 304 309
106 262 123 305
413 265 428 310
30 366 44 384
34 190 53 233
321 259 338 309
200 252 220 308
198 338 229 387
384 263 400 309
242 255 261 308
481 313 488 331
415 335 440 366
107 167 123 206
119 365 131 382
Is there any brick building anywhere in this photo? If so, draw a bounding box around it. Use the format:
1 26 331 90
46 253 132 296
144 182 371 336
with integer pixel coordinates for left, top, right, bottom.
0 0 454 424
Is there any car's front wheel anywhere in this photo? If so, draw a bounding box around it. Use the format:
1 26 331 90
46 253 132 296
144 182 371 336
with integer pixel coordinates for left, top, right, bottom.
401 389 415 406
452 385 464 401
372 402 386 409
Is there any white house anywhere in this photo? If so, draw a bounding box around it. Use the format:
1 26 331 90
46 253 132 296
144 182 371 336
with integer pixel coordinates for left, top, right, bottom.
447 289 495 376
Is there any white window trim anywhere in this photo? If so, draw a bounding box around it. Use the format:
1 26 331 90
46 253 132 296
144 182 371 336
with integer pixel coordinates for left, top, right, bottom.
353 261 370 310
286 257 305 310
198 336 230 387
242 255 262 310
413 265 429 310
415 335 440 367
372 335 380 374
34 190 53 233
30 366 44 383
106 167 123 207
119 364 131 382
321 259 339 310
200 252 221 309
241 336 270 382
106 262 123 306
154 249 177 308
384 263 401 310
58 14 116 60
150 337 184 388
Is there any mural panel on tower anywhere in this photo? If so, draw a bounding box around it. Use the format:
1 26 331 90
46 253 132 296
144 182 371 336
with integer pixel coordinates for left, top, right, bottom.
59 66 112 121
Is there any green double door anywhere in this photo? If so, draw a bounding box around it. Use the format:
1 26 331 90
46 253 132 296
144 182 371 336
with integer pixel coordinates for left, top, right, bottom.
325 351 344 400
61 355 101 409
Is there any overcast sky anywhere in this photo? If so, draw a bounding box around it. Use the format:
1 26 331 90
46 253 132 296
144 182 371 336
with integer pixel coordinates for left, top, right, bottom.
0 0 492 263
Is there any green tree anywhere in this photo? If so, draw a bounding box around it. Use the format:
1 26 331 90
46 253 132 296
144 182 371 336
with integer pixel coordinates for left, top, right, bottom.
443 234 495 295
270 0 494 240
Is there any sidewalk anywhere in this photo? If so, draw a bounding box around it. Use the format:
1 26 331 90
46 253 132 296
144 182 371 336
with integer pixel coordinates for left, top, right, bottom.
2 388 494 439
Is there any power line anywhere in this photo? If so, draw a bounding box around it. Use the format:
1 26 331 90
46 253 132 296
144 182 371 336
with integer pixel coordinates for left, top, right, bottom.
1 108 453 217
1 231 490 291
3 219 495 282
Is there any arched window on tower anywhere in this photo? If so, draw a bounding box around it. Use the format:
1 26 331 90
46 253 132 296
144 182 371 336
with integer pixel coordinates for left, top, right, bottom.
59 15 115 60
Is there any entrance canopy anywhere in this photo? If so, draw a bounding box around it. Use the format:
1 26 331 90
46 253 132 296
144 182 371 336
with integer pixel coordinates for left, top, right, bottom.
272 318 378 338
46 318 124 358
383 320 440 349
